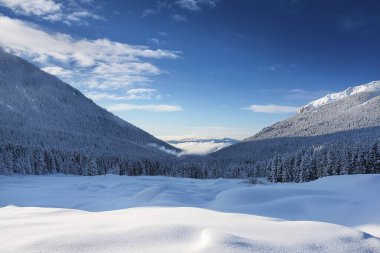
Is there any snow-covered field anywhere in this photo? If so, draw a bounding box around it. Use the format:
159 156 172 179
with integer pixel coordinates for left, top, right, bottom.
1 174 380 252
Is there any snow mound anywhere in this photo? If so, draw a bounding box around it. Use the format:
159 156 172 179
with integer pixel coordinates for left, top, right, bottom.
300 80 380 112
1 206 379 253
1 174 380 252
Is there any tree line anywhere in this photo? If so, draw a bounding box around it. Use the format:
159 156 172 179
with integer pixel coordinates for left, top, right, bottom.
1 133 380 183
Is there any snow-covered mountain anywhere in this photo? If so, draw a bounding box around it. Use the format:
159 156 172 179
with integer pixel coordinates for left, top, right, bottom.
245 80 380 141
300 80 380 113
1 50 379 182
207 80 380 181
0 50 178 175
166 138 239 155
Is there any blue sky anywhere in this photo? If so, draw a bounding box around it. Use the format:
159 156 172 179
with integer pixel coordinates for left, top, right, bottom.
0 0 379 139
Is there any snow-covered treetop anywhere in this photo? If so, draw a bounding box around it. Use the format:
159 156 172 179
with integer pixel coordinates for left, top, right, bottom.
300 80 380 113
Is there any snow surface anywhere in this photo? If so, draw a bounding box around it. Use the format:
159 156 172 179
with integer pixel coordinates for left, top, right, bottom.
300 80 380 112
1 174 380 252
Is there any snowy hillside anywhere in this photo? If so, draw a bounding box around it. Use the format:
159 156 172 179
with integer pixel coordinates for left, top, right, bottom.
207 80 380 182
246 81 380 141
166 138 239 155
300 80 380 113
1 174 379 252
0 50 179 175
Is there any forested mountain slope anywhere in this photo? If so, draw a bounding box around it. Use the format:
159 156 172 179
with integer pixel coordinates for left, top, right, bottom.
0 50 179 175
245 81 380 141
1 50 379 182
205 81 380 181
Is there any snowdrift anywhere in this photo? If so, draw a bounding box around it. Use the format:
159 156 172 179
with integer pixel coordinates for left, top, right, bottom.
1 174 380 252
1 206 379 253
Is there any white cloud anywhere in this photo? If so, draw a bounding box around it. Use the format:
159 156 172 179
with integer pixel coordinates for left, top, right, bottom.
0 15 183 113
42 66 74 78
0 0 102 25
141 9 156 18
106 104 183 112
175 0 218 11
171 13 187 22
85 92 127 101
47 11 103 25
245 104 299 113
257 65 281 71
0 16 180 91
126 88 158 100
149 38 160 46
0 0 61 16
86 89 160 101
142 0 217 22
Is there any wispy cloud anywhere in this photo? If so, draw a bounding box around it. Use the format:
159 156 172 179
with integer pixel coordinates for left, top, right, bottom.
233 32 246 39
86 88 162 101
141 1 171 19
337 11 380 32
85 92 127 101
148 38 160 46
256 64 298 72
171 13 187 22
142 0 218 22
141 8 156 18
0 0 102 25
106 103 183 112
41 66 73 78
175 0 218 11
0 15 182 113
256 87 333 102
244 104 299 113
126 88 160 100
0 0 60 16
286 88 315 100
0 16 180 91
257 65 282 71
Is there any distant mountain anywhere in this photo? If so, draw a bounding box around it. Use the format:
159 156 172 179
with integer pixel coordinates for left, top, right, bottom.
166 138 239 155
167 138 239 145
0 50 178 175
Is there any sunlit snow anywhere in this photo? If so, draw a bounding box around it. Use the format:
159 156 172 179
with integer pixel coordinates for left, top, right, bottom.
1 174 379 252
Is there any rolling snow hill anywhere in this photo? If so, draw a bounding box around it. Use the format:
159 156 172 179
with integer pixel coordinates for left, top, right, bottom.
1 174 379 252
0 49 178 175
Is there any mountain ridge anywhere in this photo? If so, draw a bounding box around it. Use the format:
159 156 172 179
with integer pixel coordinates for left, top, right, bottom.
0 49 175 149
299 80 380 113
203 79 380 181
244 80 380 142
